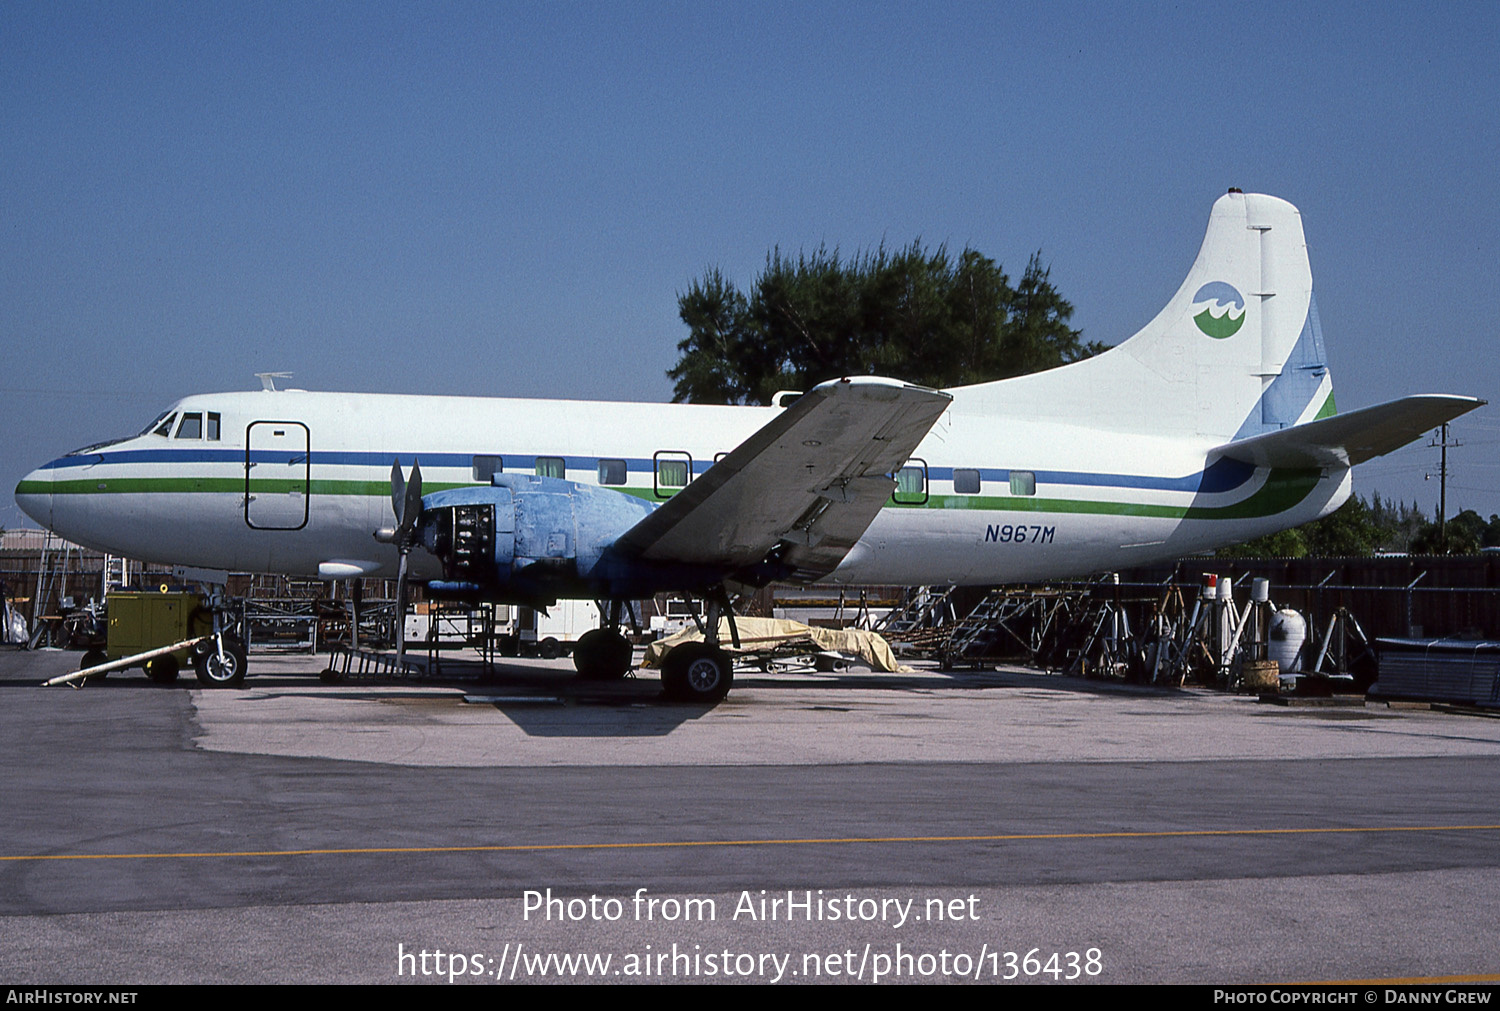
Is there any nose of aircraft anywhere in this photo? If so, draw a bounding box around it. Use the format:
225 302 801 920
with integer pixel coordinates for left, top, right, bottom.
14 464 54 529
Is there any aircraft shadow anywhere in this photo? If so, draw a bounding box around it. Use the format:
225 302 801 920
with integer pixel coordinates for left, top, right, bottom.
0 651 1191 742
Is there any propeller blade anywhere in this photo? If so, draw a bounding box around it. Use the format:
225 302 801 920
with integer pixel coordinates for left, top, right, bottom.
401 459 424 533
390 458 422 667
394 545 410 665
390 461 406 526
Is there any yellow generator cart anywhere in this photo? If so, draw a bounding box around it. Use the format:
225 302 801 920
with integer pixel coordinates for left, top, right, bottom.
81 591 248 687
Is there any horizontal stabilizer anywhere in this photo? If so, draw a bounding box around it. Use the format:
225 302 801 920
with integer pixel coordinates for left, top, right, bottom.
1211 395 1485 469
613 377 951 579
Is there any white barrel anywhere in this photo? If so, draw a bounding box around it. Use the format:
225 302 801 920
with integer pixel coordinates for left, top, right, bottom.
1251 577 1270 603
1268 608 1307 672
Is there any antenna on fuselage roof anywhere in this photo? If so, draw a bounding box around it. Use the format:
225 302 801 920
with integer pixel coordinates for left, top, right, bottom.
255 372 293 392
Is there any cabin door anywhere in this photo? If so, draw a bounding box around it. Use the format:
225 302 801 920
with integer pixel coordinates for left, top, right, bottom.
245 421 310 530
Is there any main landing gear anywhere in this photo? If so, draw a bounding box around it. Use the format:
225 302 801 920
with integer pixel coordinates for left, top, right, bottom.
573 627 633 680
659 590 737 704
570 595 737 703
660 641 733 703
572 599 635 682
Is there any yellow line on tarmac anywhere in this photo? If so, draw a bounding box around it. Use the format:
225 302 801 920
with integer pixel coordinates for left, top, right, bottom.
4 823 1499 864
1298 973 1500 984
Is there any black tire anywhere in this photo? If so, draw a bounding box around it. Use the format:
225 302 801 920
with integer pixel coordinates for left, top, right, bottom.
319 667 343 684
573 628 633 680
537 637 562 660
146 654 180 684
572 629 600 676
193 638 247 688
80 649 109 682
661 642 733 702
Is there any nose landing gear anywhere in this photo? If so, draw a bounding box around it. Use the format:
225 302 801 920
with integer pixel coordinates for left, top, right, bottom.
191 635 247 687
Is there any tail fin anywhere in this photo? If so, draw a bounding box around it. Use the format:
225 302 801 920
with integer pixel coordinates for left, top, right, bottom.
951 191 1333 443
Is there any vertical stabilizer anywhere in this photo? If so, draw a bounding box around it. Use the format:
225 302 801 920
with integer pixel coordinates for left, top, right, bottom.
951 191 1332 444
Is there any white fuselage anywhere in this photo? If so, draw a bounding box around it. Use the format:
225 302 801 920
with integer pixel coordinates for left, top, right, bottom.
15 387 1350 587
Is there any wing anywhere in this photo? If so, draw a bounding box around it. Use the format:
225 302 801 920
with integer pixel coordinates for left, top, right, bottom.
612 376 952 581
1211 394 1485 469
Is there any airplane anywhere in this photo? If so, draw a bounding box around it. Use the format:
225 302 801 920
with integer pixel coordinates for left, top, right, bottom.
14 190 1483 701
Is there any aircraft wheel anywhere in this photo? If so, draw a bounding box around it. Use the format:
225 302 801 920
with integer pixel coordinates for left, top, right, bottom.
573 628 633 680
661 642 733 702
537 637 562 660
146 654 180 684
193 638 247 688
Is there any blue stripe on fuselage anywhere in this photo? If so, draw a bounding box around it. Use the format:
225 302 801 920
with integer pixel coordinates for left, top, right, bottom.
44 447 1258 496
925 456 1253 494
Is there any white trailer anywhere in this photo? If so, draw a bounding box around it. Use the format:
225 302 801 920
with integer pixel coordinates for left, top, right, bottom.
516 599 599 658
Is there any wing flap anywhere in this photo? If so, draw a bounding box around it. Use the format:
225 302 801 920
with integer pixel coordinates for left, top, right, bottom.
1212 394 1485 469
612 377 951 578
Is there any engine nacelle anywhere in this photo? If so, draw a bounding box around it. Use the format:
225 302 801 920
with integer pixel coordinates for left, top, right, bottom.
417 473 657 602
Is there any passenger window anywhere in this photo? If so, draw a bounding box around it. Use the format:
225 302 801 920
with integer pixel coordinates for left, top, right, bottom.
176 413 203 439
654 451 692 497
153 413 177 437
205 412 220 441
892 461 928 505
598 459 627 485
953 468 981 495
534 456 565 479
1010 471 1036 496
472 455 502 482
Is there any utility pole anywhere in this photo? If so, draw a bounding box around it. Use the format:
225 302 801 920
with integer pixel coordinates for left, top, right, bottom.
1427 423 1461 553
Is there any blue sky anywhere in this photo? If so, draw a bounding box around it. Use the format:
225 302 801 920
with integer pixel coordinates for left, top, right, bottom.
4 1 1499 529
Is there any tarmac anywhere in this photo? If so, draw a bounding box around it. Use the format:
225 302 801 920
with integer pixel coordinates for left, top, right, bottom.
3 644 1500 985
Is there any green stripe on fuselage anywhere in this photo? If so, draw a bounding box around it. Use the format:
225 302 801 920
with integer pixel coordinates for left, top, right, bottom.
22 467 1324 522
900 467 1321 520
24 477 478 497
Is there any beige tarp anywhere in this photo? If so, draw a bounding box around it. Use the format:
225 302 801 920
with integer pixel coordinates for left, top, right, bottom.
642 616 904 673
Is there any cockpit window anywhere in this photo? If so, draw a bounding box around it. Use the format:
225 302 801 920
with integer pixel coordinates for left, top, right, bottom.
72 407 184 456
176 413 203 439
206 412 220 440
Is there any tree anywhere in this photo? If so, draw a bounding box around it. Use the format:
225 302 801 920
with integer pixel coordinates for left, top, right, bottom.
668 242 1103 404
1368 494 1429 553
1217 495 1391 559
1410 508 1486 555
1216 527 1308 559
668 269 754 404
1303 496 1386 556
